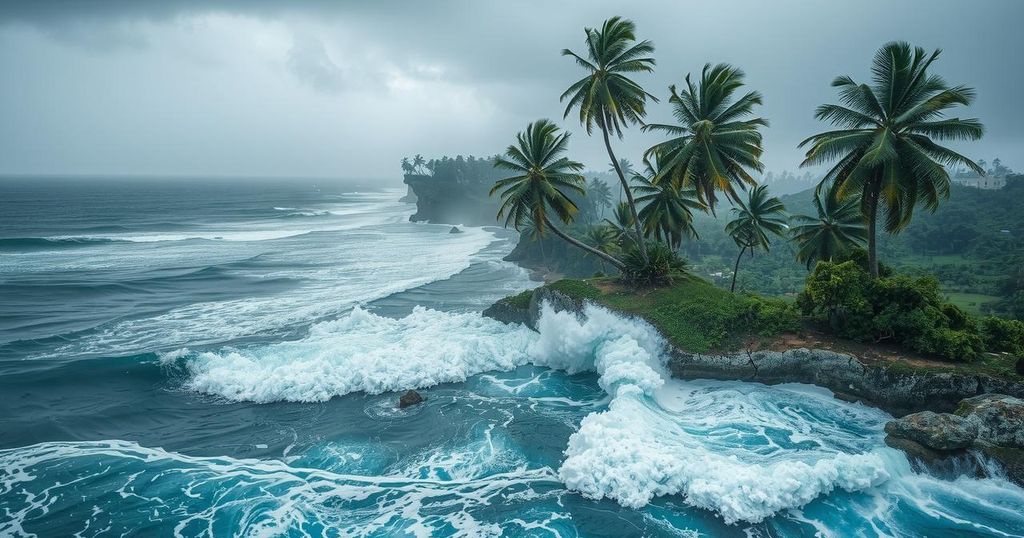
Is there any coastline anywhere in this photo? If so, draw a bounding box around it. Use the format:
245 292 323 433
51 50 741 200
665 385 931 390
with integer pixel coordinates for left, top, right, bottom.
483 284 1024 416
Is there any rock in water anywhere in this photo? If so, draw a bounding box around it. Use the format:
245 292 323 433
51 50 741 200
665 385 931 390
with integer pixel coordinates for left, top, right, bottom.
399 390 424 408
886 393 1024 485
449 226 463 234
884 410 977 450
956 393 1024 448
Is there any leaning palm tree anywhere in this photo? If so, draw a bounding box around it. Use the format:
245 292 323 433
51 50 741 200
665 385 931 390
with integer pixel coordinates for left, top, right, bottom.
644 63 768 213
790 190 868 269
412 154 426 174
401 157 414 175
562 16 657 262
632 160 705 249
587 178 613 218
490 119 624 271
799 41 984 277
725 185 787 292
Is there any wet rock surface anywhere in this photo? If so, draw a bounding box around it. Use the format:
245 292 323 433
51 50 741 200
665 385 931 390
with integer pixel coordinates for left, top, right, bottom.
399 390 424 408
885 394 1024 485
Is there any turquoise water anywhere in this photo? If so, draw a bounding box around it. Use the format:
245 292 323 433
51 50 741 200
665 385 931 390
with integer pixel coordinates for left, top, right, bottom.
1 178 1022 537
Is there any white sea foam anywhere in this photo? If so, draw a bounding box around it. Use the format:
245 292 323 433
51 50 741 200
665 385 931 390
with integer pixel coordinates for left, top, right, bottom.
177 306 536 402
0 440 565 538
528 305 896 524
174 302 912 524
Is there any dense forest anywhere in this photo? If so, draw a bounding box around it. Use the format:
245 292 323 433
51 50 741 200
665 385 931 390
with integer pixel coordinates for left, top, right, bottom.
683 174 1022 320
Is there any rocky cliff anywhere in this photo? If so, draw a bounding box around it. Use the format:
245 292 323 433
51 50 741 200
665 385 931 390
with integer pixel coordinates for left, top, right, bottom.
403 173 501 226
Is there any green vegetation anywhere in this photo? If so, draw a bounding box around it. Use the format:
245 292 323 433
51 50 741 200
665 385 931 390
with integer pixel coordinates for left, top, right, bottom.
797 260 1024 362
800 41 984 277
790 190 868 269
643 63 767 212
725 185 787 292
490 120 625 271
547 277 799 353
561 16 657 262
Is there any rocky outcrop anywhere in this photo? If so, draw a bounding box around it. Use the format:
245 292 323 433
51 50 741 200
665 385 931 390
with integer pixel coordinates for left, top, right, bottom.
399 390 424 408
885 394 1024 484
884 411 977 450
482 286 1024 417
668 348 1024 416
403 174 499 226
481 298 530 326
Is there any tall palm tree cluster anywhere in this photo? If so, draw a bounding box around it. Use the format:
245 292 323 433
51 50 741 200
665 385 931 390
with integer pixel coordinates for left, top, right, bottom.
489 17 983 289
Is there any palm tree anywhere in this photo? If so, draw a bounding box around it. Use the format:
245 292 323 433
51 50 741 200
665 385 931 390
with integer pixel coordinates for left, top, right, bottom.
644 63 768 213
632 159 705 249
603 201 634 245
490 119 625 271
401 157 414 175
413 154 426 174
587 178 613 218
790 190 868 269
725 185 787 292
799 41 984 277
583 225 621 272
561 16 657 262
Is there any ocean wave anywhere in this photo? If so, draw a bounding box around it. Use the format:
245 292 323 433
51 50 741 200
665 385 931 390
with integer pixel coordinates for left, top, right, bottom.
168 306 537 402
0 439 565 538
0 236 124 251
170 302 924 525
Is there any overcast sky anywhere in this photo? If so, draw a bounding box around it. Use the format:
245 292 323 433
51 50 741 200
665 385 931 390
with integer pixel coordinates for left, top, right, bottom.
1 0 1021 183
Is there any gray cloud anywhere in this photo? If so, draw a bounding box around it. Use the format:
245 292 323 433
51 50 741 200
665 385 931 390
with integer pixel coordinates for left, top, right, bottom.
1 0 1022 180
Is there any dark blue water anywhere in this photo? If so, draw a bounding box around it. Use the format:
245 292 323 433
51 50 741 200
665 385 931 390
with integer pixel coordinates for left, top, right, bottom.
1 177 1022 537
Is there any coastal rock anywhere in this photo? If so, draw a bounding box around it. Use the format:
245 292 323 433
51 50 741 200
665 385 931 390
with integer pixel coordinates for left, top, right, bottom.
482 299 530 326
883 411 977 450
449 226 463 234
667 347 1024 416
884 394 1024 485
399 390 424 408
527 287 584 330
955 394 1024 448
483 286 1024 416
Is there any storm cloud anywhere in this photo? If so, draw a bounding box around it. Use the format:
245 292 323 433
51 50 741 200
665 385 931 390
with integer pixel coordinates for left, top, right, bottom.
1 0 1022 180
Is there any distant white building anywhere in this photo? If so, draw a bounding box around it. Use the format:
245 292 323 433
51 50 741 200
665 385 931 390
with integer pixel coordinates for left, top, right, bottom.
952 171 1006 190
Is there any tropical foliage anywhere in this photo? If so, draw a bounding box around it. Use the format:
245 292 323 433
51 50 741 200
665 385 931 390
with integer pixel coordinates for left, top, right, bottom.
790 190 868 268
644 63 768 212
562 16 657 261
800 41 984 277
632 159 704 249
490 119 624 270
725 185 787 291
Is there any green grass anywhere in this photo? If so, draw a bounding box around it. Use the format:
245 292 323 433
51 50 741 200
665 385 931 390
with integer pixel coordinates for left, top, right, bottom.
547 276 799 352
944 292 1000 316
502 290 533 310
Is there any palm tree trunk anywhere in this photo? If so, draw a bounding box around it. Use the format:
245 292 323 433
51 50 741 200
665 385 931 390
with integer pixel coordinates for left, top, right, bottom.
866 188 880 278
601 122 647 264
731 245 746 292
543 216 624 271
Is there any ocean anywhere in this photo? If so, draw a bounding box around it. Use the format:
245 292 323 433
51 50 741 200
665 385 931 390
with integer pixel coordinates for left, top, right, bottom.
0 177 1022 537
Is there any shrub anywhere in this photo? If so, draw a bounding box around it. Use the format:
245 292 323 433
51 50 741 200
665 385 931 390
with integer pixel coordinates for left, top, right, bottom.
981 316 1024 355
620 241 688 286
799 261 986 361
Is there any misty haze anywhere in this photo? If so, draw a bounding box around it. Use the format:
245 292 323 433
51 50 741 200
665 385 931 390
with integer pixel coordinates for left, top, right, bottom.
2 2 1024 537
